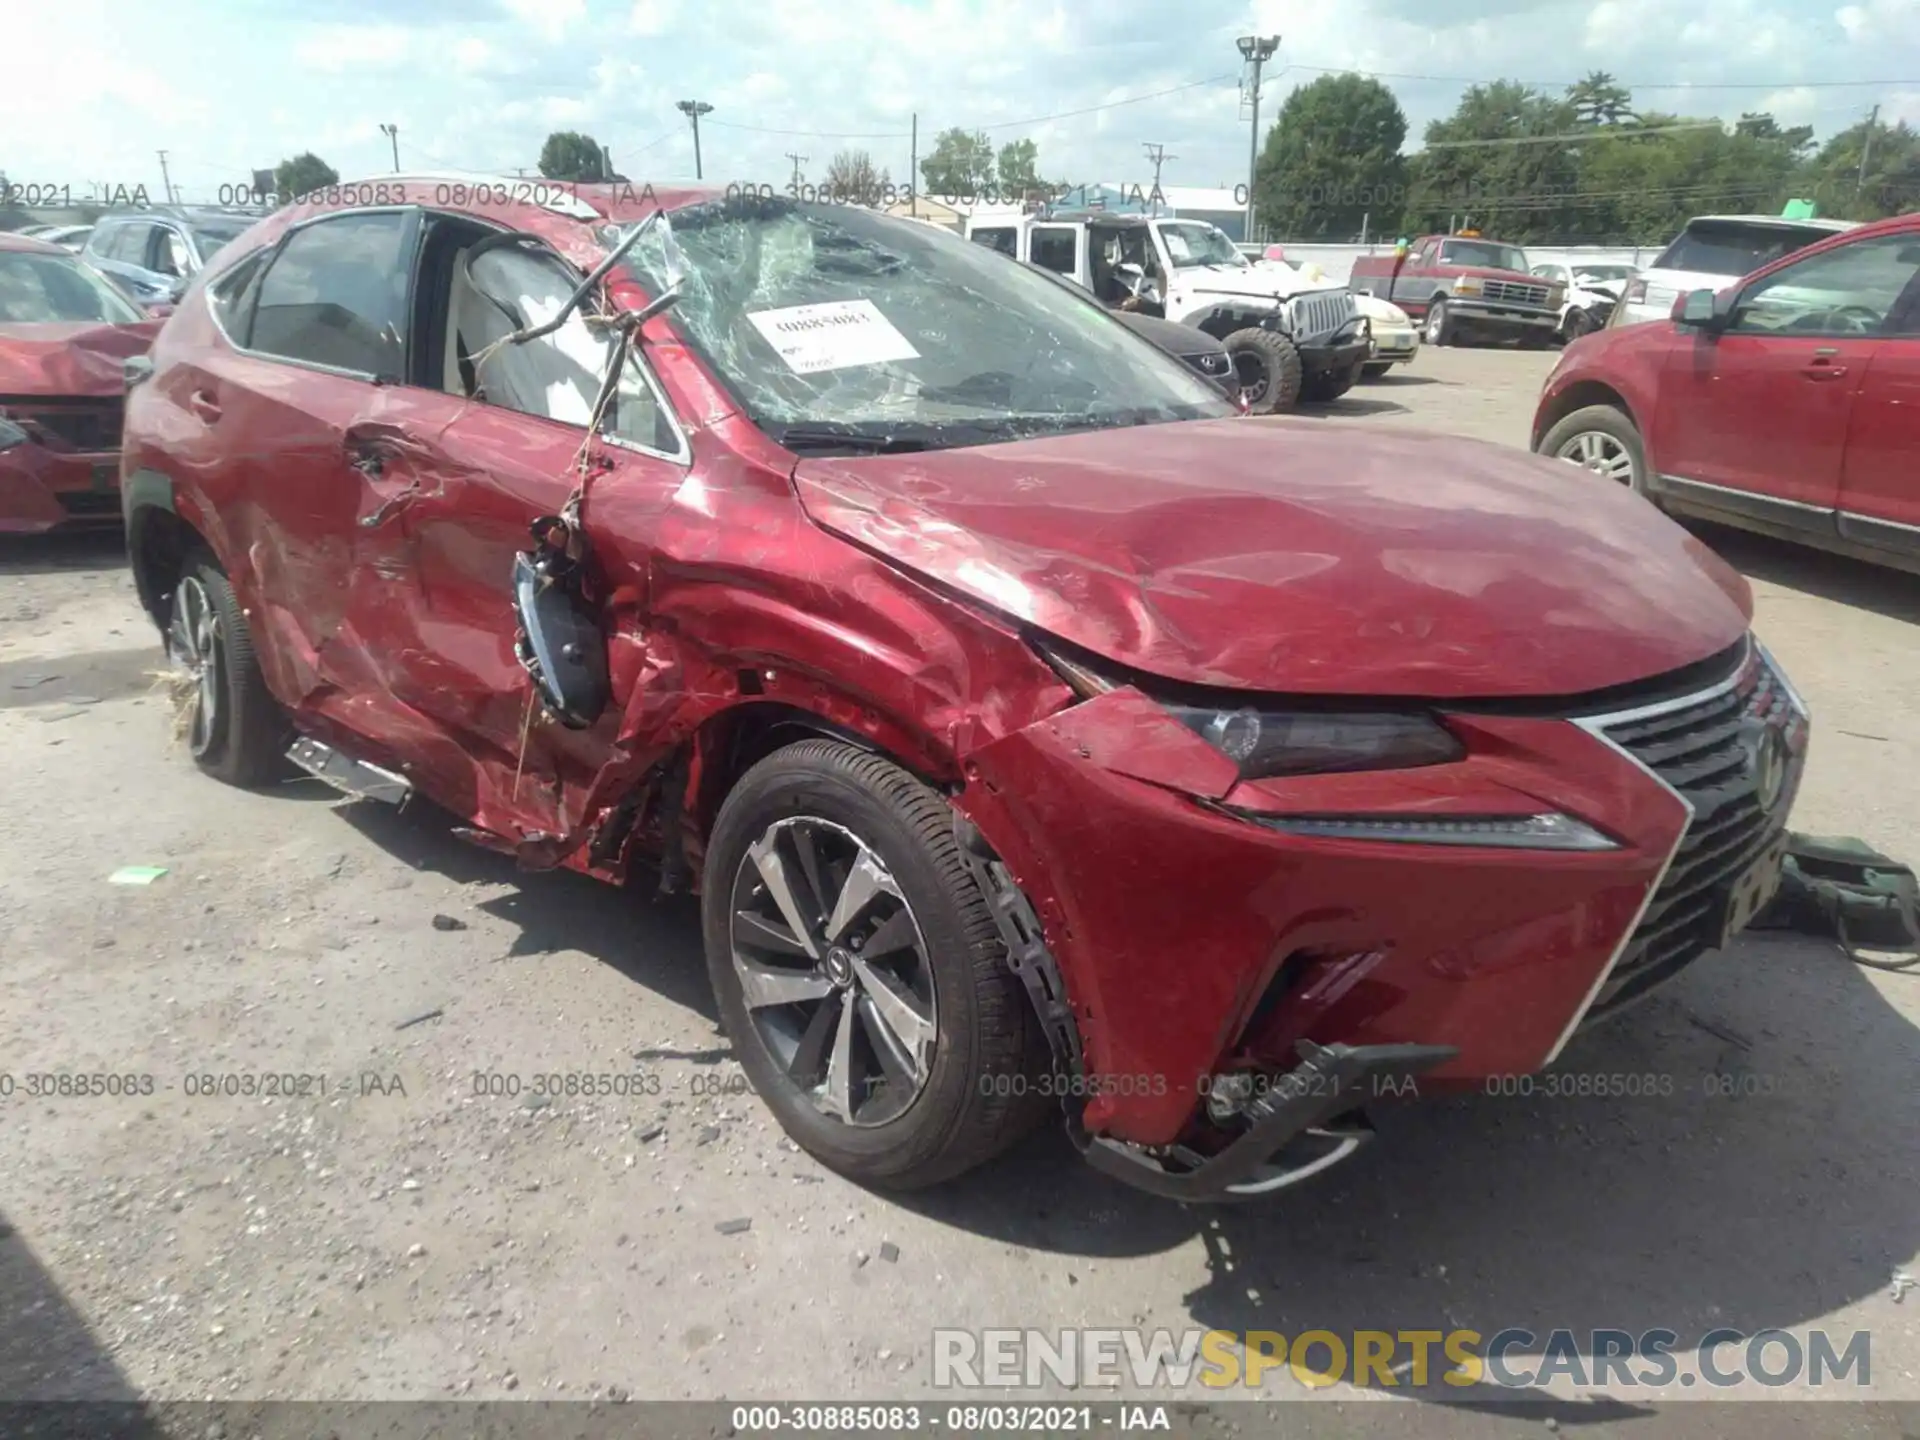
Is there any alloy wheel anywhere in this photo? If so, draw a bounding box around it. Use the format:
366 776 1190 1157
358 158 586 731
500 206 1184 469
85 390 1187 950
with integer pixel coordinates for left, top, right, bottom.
165 575 224 758
1554 431 1637 485
727 815 939 1128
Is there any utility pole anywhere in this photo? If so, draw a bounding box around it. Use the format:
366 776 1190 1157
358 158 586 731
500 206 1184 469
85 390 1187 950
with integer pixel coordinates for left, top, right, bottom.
156 150 175 204
379 123 400 172
1142 142 1176 213
909 113 918 216
1858 103 1881 196
1235 35 1280 243
786 151 808 189
677 100 714 180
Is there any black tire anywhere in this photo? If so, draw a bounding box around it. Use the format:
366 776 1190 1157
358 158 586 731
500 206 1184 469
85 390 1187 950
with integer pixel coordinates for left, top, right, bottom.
701 738 1047 1190
1424 296 1454 347
165 547 289 786
1360 362 1393 379
1299 362 1362 404
1536 404 1650 496
1561 308 1594 342
1223 327 1303 414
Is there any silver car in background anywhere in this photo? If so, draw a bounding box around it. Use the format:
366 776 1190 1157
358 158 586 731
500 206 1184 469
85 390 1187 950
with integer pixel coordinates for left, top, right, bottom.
1610 214 1858 328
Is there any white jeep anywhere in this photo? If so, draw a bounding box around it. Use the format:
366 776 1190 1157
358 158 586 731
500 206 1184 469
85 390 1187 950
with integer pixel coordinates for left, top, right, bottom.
965 210 1370 412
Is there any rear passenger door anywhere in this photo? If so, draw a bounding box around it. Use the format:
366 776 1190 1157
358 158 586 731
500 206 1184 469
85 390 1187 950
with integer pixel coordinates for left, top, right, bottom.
1027 224 1084 287
195 207 431 739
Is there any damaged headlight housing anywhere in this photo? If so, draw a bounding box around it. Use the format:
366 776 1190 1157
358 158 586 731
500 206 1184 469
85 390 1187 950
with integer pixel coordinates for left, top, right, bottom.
1167 704 1464 780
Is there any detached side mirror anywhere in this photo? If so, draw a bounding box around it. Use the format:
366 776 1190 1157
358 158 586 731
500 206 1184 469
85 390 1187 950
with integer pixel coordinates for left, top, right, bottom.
1113 261 1150 300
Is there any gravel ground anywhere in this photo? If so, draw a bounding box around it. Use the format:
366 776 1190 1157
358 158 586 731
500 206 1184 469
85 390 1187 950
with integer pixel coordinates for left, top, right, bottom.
2 346 1916 1426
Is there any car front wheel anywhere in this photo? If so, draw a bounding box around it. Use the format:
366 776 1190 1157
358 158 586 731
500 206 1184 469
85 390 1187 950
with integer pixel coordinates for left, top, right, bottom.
701 739 1046 1190
1538 404 1649 495
1222 327 1304 414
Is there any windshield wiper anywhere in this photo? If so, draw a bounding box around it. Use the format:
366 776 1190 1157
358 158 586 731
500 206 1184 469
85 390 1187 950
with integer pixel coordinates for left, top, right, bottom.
773 424 935 454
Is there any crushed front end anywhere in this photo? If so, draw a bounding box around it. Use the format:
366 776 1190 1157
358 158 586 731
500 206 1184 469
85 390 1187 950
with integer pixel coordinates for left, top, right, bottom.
953 635 1809 1200
0 395 128 532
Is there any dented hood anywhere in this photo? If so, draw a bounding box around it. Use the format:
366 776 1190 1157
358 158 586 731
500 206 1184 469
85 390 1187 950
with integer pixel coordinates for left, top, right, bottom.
792 417 1753 698
0 322 158 397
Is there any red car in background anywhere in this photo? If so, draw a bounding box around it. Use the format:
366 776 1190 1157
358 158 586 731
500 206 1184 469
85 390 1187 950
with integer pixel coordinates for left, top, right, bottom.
1533 212 1920 574
0 232 161 533
119 179 1808 1200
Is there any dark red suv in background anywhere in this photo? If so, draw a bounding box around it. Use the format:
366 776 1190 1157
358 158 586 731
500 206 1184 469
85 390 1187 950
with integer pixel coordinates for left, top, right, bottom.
1 232 160 532
1533 212 1920 574
120 179 1810 1200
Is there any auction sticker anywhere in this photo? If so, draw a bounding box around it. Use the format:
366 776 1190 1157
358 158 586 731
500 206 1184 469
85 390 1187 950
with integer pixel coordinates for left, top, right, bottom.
747 300 920 374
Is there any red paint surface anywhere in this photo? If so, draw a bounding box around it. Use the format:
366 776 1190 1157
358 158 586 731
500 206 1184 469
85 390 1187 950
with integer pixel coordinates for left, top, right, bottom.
123 183 1768 1150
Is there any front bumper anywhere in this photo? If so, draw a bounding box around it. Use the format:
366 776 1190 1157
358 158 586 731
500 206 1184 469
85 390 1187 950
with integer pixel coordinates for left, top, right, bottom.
0 443 123 534
955 638 1809 1186
1298 334 1372 377
1448 299 1560 329
1368 330 1419 363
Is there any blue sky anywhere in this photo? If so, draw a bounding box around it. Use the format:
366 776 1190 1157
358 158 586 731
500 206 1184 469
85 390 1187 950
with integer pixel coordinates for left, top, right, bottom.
4 0 1916 203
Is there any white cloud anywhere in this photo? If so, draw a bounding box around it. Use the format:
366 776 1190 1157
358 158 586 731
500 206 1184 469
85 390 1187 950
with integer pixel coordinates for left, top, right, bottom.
500 0 586 43
294 22 414 72
629 0 677 34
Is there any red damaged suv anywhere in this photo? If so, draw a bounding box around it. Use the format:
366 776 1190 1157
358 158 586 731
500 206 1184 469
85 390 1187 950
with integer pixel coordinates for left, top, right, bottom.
1 232 160 532
121 180 1810 1200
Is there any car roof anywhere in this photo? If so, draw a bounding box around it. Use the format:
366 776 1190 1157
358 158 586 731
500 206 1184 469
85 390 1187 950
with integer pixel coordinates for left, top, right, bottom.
0 231 67 255
218 174 808 280
1679 214 1859 233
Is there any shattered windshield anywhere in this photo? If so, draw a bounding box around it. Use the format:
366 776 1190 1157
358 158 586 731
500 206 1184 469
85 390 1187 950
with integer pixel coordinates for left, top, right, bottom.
1160 222 1246 269
619 196 1232 449
0 250 145 324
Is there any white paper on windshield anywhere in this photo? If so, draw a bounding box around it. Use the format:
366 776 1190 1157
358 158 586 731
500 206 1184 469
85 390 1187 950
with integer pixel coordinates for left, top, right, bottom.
747 300 921 374
1163 231 1193 261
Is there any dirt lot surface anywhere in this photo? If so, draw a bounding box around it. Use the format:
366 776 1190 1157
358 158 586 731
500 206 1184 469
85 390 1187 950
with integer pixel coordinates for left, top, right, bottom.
3 347 1917 1428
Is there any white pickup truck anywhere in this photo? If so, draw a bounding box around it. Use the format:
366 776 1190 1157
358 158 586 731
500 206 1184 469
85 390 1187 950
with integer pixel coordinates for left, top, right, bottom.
965 210 1370 412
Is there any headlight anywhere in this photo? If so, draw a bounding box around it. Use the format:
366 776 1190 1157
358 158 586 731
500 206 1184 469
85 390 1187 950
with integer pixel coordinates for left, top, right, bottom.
1452 275 1484 295
1547 285 1566 304
1165 705 1464 780
0 417 28 452
1238 811 1618 850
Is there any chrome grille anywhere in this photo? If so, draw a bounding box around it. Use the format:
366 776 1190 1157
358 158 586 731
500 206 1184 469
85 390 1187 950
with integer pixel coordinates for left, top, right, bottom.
1482 279 1551 307
0 397 124 454
1583 645 1804 1018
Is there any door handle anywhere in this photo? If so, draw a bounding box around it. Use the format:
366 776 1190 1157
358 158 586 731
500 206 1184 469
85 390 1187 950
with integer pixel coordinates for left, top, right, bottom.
1802 349 1848 380
186 389 221 423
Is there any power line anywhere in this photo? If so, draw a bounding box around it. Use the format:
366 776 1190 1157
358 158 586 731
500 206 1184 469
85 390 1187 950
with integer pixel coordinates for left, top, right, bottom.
1278 62 1920 93
702 72 1239 141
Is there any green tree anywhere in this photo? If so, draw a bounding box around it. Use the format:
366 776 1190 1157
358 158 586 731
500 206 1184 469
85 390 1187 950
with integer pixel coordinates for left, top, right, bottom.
1568 71 1635 127
1252 73 1408 240
996 138 1044 199
920 128 995 198
1802 117 1920 220
824 148 891 205
1403 82 1583 243
274 153 340 203
538 131 609 182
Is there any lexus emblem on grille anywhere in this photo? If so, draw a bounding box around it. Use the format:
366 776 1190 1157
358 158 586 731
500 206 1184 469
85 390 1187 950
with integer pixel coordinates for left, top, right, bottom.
1749 723 1788 811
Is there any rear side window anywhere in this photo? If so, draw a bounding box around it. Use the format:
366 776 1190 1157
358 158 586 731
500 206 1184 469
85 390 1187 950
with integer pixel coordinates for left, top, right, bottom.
105 223 152 264
1655 223 1838 279
249 212 411 376
1031 227 1077 275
